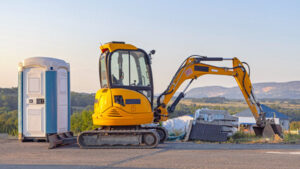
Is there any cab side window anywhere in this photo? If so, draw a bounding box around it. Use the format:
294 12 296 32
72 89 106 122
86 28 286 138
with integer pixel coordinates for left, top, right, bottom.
99 52 108 88
110 51 129 86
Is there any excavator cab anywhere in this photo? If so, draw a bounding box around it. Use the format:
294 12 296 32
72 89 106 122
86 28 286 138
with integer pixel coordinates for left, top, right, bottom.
93 41 155 126
99 43 153 101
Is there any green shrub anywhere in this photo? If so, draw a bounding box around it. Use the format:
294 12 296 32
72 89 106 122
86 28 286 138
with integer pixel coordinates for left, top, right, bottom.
71 108 95 134
0 110 18 136
283 133 300 143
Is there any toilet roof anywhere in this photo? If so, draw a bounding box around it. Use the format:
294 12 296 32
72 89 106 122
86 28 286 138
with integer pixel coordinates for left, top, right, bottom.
20 57 70 71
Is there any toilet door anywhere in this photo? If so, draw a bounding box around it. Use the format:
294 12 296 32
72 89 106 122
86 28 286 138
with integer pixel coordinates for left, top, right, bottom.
23 67 46 137
57 68 68 133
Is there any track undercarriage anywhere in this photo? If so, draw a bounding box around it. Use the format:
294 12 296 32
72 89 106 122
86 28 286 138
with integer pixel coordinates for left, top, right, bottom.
77 126 168 149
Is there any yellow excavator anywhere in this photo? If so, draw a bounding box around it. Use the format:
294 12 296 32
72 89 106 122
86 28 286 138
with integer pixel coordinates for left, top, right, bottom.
76 41 282 148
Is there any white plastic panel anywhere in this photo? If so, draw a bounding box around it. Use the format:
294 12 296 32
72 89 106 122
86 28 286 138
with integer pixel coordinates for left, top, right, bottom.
23 67 45 137
57 106 68 133
27 108 44 134
28 78 41 93
57 68 68 133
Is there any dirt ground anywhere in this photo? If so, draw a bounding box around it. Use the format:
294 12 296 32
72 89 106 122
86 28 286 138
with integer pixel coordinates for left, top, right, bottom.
0 139 300 169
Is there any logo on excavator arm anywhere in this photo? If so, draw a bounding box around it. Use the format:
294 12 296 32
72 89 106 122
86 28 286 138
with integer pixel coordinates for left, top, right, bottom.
185 68 193 76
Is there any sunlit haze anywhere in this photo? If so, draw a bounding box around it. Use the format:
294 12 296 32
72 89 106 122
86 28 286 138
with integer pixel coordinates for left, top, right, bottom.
1 0 299 94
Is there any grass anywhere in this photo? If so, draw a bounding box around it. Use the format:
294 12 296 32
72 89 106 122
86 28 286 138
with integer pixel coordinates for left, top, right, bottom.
227 132 260 143
283 133 300 144
194 132 260 144
228 132 300 144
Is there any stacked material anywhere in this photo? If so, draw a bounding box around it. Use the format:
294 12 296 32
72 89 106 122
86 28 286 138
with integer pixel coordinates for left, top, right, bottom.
187 108 238 142
189 124 228 142
163 109 238 142
194 109 238 136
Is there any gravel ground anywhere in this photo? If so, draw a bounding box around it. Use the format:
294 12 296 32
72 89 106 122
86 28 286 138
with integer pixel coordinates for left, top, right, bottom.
0 139 300 169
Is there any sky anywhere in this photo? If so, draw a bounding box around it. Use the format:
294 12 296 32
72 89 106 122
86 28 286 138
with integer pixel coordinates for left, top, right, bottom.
0 0 299 94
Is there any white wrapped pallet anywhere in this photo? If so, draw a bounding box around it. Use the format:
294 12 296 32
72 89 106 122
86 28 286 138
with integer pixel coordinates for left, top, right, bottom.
162 115 193 135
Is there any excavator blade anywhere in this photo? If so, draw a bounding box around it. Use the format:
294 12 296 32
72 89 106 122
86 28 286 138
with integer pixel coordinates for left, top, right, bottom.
48 132 77 149
253 123 283 138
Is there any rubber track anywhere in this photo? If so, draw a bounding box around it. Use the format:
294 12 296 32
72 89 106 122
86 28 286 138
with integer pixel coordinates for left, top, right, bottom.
77 129 159 149
141 126 168 143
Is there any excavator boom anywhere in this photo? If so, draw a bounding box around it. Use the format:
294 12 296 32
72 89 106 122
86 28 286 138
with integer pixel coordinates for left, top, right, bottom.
154 56 282 137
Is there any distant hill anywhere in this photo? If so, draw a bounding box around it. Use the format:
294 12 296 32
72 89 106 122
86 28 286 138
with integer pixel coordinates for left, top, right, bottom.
186 81 300 99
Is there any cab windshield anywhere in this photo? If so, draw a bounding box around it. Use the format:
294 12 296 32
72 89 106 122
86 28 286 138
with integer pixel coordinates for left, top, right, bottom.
110 50 151 87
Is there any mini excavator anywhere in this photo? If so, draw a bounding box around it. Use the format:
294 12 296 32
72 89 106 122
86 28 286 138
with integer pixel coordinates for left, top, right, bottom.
75 41 282 148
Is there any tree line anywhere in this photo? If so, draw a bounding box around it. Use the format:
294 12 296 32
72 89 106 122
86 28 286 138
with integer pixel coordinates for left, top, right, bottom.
1 87 300 135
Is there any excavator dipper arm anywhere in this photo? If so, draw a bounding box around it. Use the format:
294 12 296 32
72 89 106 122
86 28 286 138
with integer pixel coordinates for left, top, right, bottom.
154 56 281 137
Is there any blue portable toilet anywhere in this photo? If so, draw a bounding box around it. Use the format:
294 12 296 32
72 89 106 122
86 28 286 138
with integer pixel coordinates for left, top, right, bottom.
18 57 71 141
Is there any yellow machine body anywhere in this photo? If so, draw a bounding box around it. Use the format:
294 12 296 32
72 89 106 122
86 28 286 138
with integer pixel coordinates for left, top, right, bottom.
93 41 154 126
100 42 137 53
93 88 153 126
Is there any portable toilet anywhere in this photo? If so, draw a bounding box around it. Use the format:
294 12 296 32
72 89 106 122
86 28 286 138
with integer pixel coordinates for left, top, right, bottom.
18 57 70 141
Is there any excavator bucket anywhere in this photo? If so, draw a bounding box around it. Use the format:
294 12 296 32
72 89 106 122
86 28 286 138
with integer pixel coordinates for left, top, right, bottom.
253 123 283 138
